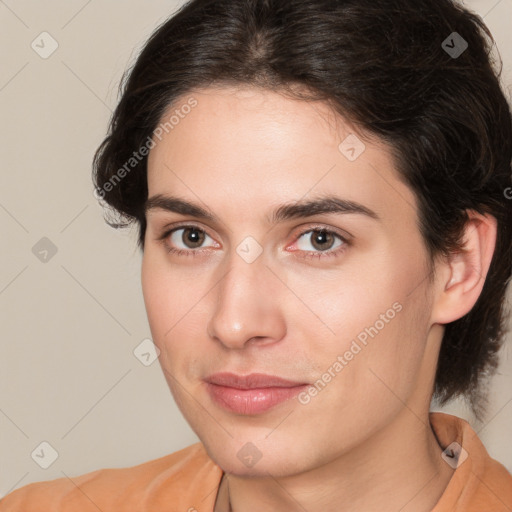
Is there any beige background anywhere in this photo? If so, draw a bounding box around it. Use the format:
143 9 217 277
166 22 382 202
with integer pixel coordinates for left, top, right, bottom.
1 0 511 496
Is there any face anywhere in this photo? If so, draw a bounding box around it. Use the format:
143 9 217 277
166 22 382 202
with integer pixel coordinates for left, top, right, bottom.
142 85 440 477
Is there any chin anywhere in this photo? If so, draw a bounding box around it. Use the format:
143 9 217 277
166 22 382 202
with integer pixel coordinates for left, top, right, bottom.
201 434 317 478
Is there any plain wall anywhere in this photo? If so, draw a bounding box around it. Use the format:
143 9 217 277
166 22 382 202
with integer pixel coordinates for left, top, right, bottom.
1 0 511 495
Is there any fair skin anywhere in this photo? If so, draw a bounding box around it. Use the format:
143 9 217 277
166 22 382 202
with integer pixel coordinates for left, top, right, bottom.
141 85 496 512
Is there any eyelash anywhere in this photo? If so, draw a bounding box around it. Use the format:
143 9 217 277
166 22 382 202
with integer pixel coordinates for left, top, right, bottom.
156 223 350 261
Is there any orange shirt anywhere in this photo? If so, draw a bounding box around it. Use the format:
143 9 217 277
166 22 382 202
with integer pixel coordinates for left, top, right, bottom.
1 412 511 511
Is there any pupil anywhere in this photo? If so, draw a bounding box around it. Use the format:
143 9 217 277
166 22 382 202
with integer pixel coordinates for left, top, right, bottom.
185 228 203 247
313 230 332 250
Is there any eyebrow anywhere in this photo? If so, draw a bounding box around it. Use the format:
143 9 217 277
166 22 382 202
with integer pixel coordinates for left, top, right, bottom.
144 194 380 224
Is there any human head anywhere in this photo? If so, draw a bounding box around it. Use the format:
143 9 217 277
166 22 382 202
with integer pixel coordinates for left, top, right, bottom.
93 0 511 431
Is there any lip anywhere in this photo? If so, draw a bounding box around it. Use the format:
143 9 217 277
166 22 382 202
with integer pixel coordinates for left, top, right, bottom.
204 372 309 415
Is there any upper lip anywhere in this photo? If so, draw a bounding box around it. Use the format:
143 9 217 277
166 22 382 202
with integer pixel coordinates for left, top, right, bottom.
204 372 308 389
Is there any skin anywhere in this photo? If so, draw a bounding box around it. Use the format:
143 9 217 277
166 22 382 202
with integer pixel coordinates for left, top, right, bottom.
141 85 497 512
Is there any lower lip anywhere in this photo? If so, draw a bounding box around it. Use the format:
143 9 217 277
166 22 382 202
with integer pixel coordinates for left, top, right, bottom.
206 383 309 415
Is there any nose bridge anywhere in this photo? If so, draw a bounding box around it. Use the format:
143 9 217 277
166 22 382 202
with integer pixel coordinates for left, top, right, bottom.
207 246 284 349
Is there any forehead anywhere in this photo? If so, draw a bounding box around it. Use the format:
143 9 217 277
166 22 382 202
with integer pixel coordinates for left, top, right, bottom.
146 85 418 228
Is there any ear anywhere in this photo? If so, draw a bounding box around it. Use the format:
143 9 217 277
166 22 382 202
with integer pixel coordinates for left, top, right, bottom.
430 211 497 325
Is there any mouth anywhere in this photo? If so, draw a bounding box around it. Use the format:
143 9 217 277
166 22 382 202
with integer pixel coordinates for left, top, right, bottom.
204 372 310 415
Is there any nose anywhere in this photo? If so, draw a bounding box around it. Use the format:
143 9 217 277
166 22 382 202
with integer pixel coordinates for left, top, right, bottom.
207 250 287 350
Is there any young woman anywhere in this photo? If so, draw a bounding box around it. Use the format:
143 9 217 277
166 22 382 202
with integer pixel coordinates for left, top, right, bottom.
2 0 512 510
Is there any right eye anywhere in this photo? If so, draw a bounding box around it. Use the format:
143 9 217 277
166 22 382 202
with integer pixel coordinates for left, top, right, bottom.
159 224 219 256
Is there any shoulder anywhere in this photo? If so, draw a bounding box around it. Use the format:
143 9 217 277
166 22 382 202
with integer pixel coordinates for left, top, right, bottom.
466 437 512 510
0 442 223 511
430 412 512 511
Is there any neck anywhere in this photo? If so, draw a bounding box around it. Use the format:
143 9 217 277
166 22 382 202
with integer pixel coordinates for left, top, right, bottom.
216 408 455 512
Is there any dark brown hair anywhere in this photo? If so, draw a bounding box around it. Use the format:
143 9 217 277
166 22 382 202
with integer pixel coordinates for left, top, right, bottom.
93 0 512 420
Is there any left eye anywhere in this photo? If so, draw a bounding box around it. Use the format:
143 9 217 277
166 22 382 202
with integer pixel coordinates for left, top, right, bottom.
294 229 345 253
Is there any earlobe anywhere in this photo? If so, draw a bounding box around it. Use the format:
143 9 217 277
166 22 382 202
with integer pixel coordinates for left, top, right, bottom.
431 211 497 325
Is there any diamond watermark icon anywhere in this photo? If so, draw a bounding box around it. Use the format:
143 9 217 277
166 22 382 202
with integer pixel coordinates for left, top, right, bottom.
31 441 59 469
441 441 468 469
236 236 263 264
133 338 160 366
442 32 468 59
338 134 366 161
32 237 58 263
31 32 59 59
237 442 263 468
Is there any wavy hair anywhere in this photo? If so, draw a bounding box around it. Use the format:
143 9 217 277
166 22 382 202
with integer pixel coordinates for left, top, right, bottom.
93 0 512 420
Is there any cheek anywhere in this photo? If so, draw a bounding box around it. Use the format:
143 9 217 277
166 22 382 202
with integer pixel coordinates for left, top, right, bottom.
303 253 409 342
141 250 207 370
141 252 166 336
305 247 432 392
141 250 185 351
